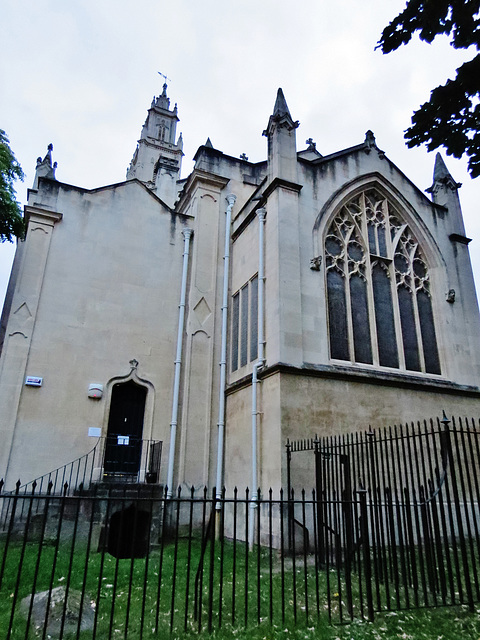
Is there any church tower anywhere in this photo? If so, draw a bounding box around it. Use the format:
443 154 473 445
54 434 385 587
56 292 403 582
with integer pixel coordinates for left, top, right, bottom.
126 83 183 207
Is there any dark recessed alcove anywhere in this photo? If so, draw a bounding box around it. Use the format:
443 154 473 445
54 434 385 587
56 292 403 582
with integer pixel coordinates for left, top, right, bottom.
107 504 151 558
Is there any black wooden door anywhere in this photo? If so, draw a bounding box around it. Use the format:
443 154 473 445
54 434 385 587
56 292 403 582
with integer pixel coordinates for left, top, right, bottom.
104 381 147 476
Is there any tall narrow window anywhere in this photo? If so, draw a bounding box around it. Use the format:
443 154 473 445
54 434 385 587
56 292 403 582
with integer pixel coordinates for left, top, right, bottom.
240 284 249 367
250 276 258 362
231 275 259 372
231 292 239 372
324 189 440 375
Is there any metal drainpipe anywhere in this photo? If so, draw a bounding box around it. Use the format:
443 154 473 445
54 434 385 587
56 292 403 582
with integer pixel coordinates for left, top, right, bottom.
215 194 237 503
249 207 266 547
166 227 193 498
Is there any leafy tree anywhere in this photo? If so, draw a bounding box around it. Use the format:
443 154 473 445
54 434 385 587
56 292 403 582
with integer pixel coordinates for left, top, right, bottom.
0 129 25 242
377 0 480 178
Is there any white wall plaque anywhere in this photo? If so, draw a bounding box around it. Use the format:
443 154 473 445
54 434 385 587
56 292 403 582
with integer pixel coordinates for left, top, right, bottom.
25 376 43 387
88 427 102 437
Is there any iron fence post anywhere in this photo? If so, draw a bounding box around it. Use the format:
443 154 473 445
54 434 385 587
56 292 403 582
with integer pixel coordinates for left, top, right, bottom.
314 436 325 565
341 454 354 619
286 440 293 551
357 486 374 621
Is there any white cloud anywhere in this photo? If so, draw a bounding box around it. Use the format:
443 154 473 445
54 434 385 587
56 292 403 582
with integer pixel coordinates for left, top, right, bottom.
1 0 479 303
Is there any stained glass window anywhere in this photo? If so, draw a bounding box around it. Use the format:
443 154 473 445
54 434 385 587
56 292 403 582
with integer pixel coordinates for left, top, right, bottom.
325 189 440 375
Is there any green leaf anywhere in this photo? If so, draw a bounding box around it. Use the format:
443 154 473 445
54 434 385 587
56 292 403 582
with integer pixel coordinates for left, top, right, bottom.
0 129 25 242
378 2 480 178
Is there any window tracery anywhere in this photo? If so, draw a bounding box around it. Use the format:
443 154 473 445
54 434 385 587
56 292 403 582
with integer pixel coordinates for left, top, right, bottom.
324 189 440 375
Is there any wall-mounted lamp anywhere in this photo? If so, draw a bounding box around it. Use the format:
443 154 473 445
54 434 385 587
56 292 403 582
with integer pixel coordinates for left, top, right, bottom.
88 383 103 399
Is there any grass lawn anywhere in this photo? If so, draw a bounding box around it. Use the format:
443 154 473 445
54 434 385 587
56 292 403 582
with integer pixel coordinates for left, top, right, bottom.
194 607 480 640
1 536 479 639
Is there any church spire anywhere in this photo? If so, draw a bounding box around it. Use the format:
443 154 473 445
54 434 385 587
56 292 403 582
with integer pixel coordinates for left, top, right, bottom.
427 152 462 195
264 88 299 138
273 88 291 118
126 82 184 207
427 152 465 236
32 143 57 191
155 83 170 111
263 88 299 183
432 152 459 187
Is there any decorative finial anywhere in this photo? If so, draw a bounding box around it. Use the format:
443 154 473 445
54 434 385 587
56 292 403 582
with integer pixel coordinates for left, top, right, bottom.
263 88 299 137
306 138 316 150
273 88 291 118
240 153 248 161
33 143 57 187
129 358 139 370
364 130 376 148
432 153 461 190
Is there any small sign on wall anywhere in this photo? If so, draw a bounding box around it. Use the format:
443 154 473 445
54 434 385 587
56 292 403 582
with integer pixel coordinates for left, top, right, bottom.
25 376 43 387
117 435 130 445
88 427 102 437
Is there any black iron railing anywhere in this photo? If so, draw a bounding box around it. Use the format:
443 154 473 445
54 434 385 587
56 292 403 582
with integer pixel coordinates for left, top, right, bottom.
102 436 162 484
1 417 480 638
0 438 163 497
286 414 480 618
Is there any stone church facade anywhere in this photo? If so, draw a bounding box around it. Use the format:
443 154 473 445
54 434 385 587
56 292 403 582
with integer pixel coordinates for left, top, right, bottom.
1 86 480 493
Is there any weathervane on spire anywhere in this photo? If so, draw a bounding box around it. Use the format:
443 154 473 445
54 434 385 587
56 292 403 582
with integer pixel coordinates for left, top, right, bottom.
158 71 171 84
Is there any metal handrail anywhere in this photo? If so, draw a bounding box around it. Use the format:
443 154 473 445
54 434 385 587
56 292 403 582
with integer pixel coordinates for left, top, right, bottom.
1 437 162 496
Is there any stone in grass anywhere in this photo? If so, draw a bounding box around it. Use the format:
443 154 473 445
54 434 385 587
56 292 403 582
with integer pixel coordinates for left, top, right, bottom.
20 586 94 638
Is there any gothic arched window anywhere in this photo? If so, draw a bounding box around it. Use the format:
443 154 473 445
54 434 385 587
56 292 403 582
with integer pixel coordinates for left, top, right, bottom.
325 188 441 375
159 121 167 141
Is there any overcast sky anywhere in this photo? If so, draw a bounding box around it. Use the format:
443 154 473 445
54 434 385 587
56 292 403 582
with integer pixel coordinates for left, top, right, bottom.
1 1 479 308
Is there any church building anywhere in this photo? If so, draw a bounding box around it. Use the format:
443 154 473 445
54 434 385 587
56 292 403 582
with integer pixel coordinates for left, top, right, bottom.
1 86 480 494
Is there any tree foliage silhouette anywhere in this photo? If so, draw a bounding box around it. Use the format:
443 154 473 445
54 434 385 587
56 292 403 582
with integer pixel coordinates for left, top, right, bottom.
378 1 480 178
0 130 25 242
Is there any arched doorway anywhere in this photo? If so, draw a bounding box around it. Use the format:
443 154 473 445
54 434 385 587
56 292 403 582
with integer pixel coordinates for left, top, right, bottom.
104 380 147 478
